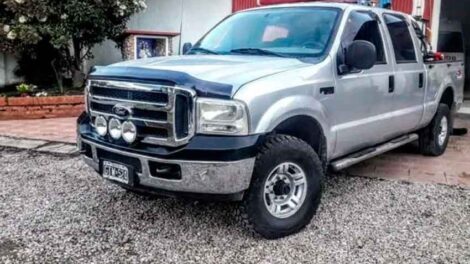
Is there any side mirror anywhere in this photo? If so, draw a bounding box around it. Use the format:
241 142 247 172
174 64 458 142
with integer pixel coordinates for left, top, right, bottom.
182 42 193 55
344 40 377 71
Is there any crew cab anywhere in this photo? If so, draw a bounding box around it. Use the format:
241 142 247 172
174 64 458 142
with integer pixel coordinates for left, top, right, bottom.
77 3 464 239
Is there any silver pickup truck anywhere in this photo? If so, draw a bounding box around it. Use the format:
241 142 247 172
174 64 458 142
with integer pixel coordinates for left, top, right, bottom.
77 3 465 238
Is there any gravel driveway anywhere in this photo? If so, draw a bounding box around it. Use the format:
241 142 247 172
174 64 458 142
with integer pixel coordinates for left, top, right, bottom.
1 148 469 264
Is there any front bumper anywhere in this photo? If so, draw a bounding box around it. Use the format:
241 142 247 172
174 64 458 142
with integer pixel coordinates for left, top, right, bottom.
79 137 256 196
77 113 260 197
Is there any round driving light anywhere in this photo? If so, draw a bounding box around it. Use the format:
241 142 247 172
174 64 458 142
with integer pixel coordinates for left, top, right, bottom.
108 118 122 140
94 116 108 136
122 121 137 143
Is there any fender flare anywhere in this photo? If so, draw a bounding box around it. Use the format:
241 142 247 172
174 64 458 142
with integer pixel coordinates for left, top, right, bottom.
253 95 335 159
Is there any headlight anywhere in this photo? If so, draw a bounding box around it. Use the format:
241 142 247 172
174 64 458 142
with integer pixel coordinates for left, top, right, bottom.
196 98 249 135
122 121 137 143
109 118 122 140
94 116 108 136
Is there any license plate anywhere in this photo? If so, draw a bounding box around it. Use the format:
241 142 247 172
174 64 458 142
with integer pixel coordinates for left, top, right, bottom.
102 161 129 184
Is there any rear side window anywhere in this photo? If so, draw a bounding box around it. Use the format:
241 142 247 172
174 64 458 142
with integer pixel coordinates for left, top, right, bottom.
438 31 464 53
383 14 417 63
341 11 386 64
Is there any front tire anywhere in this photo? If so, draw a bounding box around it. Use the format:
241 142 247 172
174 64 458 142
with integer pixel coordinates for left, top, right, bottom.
240 135 324 239
419 103 451 156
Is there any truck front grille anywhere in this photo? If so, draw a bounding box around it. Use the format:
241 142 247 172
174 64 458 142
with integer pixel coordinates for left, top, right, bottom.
87 80 196 147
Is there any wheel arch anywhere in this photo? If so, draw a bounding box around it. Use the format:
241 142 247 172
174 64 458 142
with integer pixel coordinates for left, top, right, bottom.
439 87 455 110
270 115 328 168
247 95 334 163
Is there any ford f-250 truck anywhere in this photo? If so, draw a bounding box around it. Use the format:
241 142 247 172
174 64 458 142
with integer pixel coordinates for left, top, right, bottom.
77 3 465 238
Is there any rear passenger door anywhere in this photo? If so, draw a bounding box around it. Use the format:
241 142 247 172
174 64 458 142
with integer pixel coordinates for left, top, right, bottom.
382 13 426 135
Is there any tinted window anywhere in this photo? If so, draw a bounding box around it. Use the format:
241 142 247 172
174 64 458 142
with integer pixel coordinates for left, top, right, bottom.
342 11 386 64
438 32 464 53
383 14 417 63
193 7 341 58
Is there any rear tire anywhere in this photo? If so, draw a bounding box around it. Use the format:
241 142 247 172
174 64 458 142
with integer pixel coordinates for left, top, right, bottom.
419 103 451 156
239 135 324 239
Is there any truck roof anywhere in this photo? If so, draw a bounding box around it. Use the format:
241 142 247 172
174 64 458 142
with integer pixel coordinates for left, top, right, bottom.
247 2 352 10
240 2 407 17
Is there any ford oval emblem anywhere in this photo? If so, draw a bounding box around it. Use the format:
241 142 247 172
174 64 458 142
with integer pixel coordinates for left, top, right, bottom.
112 104 133 117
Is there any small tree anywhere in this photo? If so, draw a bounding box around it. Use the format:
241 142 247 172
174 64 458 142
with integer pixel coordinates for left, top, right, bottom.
0 0 147 90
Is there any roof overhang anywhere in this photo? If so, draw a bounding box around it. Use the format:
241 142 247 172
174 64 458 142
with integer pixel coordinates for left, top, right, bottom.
124 30 180 37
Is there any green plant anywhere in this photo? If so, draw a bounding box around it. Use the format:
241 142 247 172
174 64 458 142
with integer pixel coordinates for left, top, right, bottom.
16 83 32 94
0 0 147 90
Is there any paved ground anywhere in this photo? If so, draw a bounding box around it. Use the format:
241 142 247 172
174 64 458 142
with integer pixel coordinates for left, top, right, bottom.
0 118 76 143
0 117 77 143
0 149 469 263
0 136 77 155
0 118 77 143
347 116 470 188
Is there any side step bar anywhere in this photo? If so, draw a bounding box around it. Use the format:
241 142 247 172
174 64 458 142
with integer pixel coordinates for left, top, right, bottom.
330 133 419 171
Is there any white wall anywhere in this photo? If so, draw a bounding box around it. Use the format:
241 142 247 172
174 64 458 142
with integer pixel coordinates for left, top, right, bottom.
179 0 232 53
1 0 232 86
128 0 183 31
0 53 4 86
0 53 21 87
89 0 232 68
86 40 125 71
127 0 184 54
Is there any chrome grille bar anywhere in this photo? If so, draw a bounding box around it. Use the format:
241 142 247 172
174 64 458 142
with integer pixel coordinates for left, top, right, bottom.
90 95 169 109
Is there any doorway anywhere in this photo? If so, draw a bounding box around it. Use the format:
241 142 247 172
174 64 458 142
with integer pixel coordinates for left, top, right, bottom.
439 0 470 100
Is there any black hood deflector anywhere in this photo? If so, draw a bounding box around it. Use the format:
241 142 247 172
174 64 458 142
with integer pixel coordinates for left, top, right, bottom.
89 66 233 99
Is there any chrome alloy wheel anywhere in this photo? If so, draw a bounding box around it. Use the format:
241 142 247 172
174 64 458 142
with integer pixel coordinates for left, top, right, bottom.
263 162 308 219
438 116 448 146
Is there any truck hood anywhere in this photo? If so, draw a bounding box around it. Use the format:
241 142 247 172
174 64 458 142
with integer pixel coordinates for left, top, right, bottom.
90 55 307 98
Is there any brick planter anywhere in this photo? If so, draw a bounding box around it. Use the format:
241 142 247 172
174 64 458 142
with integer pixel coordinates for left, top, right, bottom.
0 95 84 120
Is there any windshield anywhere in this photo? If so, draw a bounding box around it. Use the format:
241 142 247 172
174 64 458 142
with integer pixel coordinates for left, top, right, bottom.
190 7 341 58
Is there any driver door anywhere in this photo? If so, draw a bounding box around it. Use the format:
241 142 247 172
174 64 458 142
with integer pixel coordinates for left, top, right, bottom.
329 11 396 157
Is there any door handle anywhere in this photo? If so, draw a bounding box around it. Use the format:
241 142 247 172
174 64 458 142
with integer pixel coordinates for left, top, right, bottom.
419 73 424 88
388 75 395 93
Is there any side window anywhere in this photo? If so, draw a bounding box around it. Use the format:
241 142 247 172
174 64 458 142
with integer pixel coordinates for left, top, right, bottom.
341 11 386 65
383 14 417 63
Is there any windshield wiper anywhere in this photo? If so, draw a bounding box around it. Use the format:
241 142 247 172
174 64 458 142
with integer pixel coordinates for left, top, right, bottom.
230 48 286 58
189 47 219 55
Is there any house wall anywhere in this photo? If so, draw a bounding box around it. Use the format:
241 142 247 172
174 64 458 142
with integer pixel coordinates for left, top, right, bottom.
0 53 21 88
127 0 183 54
88 0 232 69
180 0 232 48
0 54 4 86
